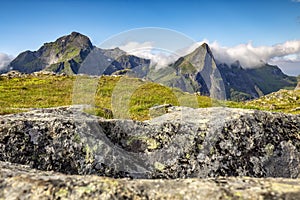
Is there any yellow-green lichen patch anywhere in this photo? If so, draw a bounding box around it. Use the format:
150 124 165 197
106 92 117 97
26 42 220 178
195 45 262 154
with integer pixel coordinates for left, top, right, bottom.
83 144 94 164
127 136 160 150
154 161 165 172
264 143 275 156
56 188 69 199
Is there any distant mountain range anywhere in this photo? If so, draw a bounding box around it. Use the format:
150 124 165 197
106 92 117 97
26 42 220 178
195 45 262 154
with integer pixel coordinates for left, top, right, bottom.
1 32 297 101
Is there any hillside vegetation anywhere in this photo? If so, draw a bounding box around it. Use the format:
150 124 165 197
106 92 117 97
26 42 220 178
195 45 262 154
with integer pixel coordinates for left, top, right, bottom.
245 89 300 114
0 74 298 121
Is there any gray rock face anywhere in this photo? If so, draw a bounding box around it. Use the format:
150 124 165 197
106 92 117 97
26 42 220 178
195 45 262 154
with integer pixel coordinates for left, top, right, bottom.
1 161 300 200
0 106 299 179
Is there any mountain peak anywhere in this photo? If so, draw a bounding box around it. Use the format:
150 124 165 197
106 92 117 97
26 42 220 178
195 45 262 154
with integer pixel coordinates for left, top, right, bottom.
9 31 95 74
201 43 213 58
231 60 242 69
201 42 209 49
71 31 81 36
186 43 214 60
54 32 93 50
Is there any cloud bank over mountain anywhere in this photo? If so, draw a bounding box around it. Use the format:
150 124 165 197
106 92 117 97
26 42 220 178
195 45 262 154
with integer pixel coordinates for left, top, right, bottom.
0 53 12 70
118 40 300 74
118 41 180 67
208 40 300 69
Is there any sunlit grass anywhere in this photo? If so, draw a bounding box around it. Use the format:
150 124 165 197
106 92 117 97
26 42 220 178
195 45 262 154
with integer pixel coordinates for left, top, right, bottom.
0 75 298 121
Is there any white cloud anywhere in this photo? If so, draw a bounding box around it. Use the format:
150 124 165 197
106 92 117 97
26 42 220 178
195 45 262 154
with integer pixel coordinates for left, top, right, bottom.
270 53 300 63
115 40 300 74
118 41 179 67
292 0 300 2
0 53 12 70
118 41 154 53
183 40 300 69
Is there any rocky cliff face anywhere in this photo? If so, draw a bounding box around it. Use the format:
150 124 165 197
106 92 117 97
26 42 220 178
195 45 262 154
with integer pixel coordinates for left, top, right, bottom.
0 106 299 179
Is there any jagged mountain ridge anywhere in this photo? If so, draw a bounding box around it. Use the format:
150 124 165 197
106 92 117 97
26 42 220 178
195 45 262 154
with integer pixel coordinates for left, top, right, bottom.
146 43 226 100
8 32 150 75
148 43 296 100
5 32 298 100
217 61 297 101
166 44 296 101
9 32 94 74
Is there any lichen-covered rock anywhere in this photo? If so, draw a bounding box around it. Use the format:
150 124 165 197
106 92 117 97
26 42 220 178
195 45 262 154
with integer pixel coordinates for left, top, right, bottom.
0 70 27 78
1 161 300 200
0 106 299 179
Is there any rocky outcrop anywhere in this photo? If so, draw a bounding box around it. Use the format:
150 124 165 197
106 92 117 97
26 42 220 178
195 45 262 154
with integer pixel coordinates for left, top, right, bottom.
0 70 27 78
1 161 300 200
0 70 65 79
0 106 299 179
296 82 300 90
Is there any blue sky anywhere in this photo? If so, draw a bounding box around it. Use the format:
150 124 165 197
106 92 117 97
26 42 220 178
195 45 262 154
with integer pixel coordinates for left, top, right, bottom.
0 0 300 75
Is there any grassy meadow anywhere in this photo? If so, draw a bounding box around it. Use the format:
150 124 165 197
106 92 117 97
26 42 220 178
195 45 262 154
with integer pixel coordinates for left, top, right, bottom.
0 74 298 121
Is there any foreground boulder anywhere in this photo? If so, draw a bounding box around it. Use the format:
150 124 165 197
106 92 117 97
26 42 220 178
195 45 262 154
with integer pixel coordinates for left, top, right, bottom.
0 106 299 179
1 161 300 200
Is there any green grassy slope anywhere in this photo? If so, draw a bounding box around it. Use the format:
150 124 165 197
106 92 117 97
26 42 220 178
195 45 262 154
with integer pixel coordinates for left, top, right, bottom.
0 75 215 120
245 89 300 114
0 75 298 121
